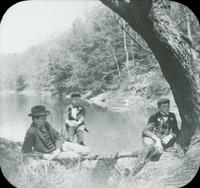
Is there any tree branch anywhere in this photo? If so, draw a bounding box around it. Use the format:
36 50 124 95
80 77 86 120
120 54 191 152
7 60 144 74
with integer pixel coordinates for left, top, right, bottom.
114 16 152 53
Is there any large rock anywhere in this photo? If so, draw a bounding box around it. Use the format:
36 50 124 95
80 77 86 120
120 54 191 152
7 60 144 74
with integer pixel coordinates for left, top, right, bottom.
89 92 110 109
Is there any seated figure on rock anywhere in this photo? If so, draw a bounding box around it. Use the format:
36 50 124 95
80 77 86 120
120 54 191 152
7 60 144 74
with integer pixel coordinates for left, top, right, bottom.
142 98 180 161
22 105 91 160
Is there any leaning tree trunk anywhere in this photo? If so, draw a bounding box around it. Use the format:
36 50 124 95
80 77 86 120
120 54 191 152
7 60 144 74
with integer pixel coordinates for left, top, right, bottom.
99 0 200 150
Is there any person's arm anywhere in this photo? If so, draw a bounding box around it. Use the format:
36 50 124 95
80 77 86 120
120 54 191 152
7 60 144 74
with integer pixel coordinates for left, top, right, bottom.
46 123 64 150
22 130 45 158
64 107 70 125
64 106 76 126
76 106 86 125
46 123 60 140
76 114 85 126
46 123 66 151
143 115 163 153
161 114 179 145
22 131 35 154
142 115 160 142
143 129 160 142
77 109 89 132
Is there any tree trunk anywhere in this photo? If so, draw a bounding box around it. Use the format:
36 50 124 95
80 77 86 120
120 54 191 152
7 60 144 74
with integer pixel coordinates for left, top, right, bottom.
123 20 130 80
186 11 196 61
99 0 200 150
67 54 81 88
108 41 122 80
131 36 135 68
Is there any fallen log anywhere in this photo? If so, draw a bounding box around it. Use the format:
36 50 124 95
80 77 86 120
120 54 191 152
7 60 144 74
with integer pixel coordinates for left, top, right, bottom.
85 150 140 161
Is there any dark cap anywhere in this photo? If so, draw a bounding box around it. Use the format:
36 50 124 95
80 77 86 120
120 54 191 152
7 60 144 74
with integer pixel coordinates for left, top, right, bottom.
70 92 81 98
157 98 170 106
28 105 50 117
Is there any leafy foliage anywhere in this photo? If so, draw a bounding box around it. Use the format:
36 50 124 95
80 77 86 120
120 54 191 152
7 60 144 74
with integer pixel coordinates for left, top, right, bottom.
0 2 199 98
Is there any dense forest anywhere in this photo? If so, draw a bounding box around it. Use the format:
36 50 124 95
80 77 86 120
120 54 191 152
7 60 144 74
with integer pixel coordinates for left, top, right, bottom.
0 2 199 99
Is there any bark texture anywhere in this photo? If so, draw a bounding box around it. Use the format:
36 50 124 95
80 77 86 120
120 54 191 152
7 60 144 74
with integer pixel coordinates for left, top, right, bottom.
99 0 200 150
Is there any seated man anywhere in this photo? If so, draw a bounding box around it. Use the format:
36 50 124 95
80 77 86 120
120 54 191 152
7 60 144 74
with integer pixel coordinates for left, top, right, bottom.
22 105 91 160
64 93 89 146
142 98 179 161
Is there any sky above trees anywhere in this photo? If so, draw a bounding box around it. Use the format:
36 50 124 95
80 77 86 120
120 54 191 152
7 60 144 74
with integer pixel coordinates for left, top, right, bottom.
0 0 100 54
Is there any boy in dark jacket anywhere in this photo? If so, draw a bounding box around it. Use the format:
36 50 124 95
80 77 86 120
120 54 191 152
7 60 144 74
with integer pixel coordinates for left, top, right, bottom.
129 98 180 177
142 98 179 160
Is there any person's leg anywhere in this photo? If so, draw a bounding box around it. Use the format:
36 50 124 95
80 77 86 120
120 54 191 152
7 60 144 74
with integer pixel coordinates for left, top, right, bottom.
77 130 85 145
129 137 156 177
62 141 91 155
143 137 163 161
135 137 158 164
76 125 85 145
143 137 154 150
67 126 76 142
164 137 176 150
55 151 79 160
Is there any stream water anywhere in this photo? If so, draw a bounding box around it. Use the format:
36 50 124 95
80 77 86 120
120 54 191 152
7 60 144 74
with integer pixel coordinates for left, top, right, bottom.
0 93 148 155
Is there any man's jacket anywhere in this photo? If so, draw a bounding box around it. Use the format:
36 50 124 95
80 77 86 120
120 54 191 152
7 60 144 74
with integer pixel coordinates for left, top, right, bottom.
22 122 59 154
143 111 179 139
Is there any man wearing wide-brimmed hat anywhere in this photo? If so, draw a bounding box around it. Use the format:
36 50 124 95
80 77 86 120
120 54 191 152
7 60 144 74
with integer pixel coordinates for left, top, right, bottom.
22 105 91 160
64 92 89 146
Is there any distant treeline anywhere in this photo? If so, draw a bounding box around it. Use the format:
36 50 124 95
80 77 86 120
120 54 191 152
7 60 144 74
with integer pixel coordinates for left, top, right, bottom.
0 2 199 97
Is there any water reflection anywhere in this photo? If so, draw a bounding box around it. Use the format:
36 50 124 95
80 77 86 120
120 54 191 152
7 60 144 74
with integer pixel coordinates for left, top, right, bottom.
0 93 147 155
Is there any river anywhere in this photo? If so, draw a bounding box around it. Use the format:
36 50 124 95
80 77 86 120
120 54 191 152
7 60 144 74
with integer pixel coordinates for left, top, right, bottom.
0 93 148 155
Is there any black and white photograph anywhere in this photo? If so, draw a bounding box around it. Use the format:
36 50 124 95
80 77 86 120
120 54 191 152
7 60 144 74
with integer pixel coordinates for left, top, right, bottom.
0 0 200 187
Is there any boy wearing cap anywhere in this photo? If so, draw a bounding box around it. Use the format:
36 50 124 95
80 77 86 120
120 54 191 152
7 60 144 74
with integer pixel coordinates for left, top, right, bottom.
64 93 88 146
22 105 91 160
142 98 179 160
126 98 180 177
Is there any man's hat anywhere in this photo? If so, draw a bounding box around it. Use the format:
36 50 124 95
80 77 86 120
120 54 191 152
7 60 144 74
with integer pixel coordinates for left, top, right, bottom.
157 98 170 106
70 92 82 98
28 105 50 117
